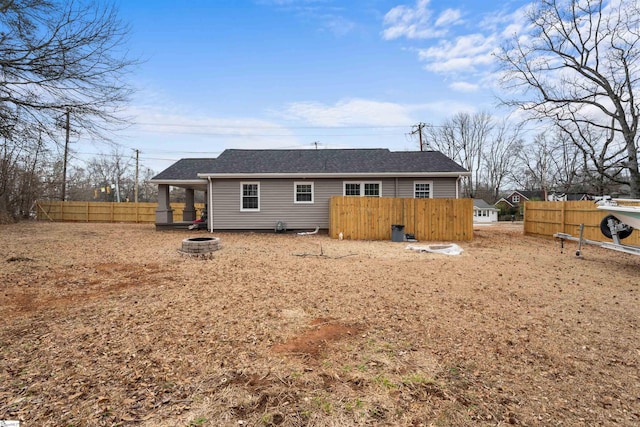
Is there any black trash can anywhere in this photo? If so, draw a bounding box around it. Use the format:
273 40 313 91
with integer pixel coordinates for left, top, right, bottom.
391 224 405 242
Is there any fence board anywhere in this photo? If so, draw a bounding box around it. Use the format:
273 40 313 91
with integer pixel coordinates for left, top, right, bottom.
329 196 473 241
524 200 640 246
36 201 205 224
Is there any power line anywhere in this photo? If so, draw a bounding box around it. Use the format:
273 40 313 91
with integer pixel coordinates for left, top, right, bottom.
133 122 411 129
126 129 405 137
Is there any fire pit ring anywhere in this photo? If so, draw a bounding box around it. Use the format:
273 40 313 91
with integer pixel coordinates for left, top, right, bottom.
179 236 221 257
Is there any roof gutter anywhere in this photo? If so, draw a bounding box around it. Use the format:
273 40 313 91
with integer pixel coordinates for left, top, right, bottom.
148 179 208 186
196 171 470 179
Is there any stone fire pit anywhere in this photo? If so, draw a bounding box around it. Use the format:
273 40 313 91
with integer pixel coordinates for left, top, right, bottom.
179 236 221 257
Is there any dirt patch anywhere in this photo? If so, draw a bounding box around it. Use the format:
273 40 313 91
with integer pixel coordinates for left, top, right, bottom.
0 222 638 426
272 319 362 357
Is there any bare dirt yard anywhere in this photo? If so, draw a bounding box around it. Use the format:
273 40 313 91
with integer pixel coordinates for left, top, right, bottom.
0 221 638 426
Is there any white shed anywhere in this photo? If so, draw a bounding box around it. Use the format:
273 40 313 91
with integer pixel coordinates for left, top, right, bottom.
473 199 499 223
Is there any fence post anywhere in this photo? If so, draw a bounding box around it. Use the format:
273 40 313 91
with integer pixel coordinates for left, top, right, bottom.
560 202 566 234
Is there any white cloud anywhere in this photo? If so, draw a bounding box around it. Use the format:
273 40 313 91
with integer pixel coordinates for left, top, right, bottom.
434 8 462 27
381 1 535 96
449 81 479 92
259 0 358 37
382 0 462 40
120 102 303 169
417 33 498 73
275 97 480 129
321 14 357 37
279 98 416 126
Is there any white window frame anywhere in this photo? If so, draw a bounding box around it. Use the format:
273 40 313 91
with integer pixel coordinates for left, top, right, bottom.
343 181 382 197
240 182 260 212
414 181 433 199
294 181 314 204
512 195 520 203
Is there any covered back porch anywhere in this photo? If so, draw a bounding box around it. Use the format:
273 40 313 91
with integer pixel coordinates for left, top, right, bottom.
155 182 209 230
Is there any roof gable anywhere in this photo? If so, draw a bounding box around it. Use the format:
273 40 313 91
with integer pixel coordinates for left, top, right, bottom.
495 198 515 207
151 158 217 181
473 199 499 209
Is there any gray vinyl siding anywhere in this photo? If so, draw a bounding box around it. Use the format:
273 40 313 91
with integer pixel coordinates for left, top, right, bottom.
396 177 459 198
210 177 459 230
212 179 340 230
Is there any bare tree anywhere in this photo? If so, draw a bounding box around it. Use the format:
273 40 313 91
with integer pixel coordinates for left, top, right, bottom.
1 0 134 139
557 119 629 194
137 166 158 203
85 148 133 202
498 0 640 197
547 130 584 193
482 120 523 201
514 131 585 196
514 133 555 195
426 112 494 197
0 0 136 221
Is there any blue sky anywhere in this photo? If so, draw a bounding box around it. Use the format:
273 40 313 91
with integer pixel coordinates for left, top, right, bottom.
88 0 533 173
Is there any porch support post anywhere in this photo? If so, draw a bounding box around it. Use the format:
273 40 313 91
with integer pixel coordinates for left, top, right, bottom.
155 184 174 224
183 188 196 221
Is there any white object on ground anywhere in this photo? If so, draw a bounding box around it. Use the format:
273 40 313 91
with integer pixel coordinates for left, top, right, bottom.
297 226 320 236
406 244 463 255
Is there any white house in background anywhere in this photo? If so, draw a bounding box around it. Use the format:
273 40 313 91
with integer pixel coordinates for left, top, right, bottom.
473 199 499 223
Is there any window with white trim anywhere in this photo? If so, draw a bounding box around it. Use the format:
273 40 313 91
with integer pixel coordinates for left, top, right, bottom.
294 182 314 203
414 181 433 198
512 195 520 203
343 181 381 197
241 182 260 211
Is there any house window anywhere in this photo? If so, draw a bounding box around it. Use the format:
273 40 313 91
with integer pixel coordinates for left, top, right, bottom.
512 195 520 203
343 182 381 197
241 182 259 211
294 182 314 203
414 181 433 198
344 183 360 196
364 183 380 196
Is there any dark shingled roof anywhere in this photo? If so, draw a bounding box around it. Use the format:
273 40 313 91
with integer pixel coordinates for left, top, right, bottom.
152 149 467 180
151 158 217 180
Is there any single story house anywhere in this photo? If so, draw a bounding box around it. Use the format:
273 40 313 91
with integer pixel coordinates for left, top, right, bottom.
149 148 470 231
473 199 499 223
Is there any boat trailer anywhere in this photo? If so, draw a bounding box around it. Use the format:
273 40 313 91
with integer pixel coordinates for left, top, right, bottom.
554 221 640 257
554 197 640 257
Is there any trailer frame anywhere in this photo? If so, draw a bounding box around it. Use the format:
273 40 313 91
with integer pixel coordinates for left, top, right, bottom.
554 223 640 257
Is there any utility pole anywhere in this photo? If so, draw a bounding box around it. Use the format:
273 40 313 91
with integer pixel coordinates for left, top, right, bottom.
61 109 70 201
410 122 426 151
134 149 140 203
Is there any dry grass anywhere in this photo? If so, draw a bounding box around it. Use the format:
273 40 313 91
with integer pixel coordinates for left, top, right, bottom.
0 222 638 426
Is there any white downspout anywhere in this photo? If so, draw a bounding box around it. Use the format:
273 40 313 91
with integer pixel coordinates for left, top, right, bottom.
208 176 213 233
456 175 462 199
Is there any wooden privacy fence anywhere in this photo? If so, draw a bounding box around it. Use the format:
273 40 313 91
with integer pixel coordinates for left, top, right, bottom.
524 200 640 246
329 196 473 241
36 201 205 223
